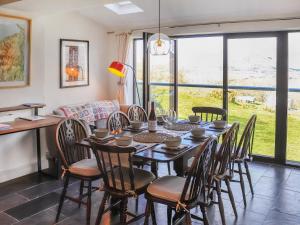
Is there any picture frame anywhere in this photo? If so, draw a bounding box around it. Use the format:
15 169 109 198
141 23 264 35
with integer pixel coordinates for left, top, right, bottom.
60 39 89 88
0 13 31 89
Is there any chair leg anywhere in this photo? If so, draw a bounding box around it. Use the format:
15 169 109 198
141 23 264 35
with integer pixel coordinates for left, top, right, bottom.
216 180 226 225
135 196 139 212
200 204 209 225
95 192 109 225
167 206 172 225
55 175 70 222
238 162 247 207
167 162 171 175
225 178 238 217
244 161 254 195
144 200 151 225
184 212 192 225
78 180 84 208
150 201 157 225
86 181 92 225
120 198 128 225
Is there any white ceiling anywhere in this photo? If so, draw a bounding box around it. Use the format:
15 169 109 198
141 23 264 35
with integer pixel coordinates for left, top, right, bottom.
2 0 300 31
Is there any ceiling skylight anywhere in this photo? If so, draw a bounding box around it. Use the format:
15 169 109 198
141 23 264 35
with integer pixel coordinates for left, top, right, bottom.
104 1 143 15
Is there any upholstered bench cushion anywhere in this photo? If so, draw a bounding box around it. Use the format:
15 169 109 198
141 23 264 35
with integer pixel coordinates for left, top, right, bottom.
69 159 101 177
107 167 155 191
90 100 120 120
59 104 95 124
147 176 186 202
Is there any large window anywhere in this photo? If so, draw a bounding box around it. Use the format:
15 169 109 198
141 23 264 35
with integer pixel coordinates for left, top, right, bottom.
133 31 300 165
177 37 223 119
288 32 300 162
133 39 144 106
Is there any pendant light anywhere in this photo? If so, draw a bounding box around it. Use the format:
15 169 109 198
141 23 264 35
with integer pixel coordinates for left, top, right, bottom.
147 0 171 55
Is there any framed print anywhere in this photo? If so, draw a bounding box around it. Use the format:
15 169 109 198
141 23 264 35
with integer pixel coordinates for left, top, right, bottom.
0 14 31 88
60 39 89 88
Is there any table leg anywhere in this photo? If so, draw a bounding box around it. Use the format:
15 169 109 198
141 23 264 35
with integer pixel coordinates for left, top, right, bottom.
36 128 42 173
174 157 185 177
151 161 158 177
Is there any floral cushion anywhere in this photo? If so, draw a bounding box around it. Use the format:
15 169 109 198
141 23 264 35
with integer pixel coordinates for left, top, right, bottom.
90 100 120 120
59 104 95 124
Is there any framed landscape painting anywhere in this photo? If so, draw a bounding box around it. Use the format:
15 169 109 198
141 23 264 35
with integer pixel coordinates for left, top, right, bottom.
0 14 31 88
60 39 89 88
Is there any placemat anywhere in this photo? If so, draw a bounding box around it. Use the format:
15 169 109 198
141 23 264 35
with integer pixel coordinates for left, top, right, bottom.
133 132 173 143
163 123 199 131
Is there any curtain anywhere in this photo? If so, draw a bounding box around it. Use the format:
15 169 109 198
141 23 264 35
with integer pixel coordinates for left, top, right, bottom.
115 32 132 104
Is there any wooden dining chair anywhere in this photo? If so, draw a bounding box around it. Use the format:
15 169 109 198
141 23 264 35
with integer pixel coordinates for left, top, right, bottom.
55 119 101 225
192 107 226 121
127 105 148 122
107 111 131 132
89 141 156 225
143 136 218 225
211 122 240 225
231 114 257 206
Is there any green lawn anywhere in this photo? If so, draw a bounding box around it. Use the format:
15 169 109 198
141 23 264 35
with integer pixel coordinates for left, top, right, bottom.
150 86 300 161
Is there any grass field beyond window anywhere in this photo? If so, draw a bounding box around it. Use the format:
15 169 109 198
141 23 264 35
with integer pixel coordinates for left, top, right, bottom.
150 86 300 161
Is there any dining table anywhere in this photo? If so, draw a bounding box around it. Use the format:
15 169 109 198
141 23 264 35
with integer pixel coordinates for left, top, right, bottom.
78 120 230 177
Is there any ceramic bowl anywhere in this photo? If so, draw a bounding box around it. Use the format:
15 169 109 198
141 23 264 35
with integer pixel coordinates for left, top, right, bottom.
164 136 182 148
130 120 143 130
115 136 133 146
188 115 200 123
94 128 109 138
213 120 227 129
191 127 205 137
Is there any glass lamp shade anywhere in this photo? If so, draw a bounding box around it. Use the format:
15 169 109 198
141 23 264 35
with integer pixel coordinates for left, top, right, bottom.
108 61 126 78
147 33 172 55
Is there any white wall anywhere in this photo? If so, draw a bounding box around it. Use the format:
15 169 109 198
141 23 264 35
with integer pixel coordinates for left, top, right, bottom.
0 11 110 182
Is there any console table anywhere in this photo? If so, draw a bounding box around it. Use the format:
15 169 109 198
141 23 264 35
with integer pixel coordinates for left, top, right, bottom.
0 104 62 175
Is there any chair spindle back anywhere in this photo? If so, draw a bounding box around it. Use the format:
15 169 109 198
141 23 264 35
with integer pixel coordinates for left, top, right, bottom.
90 142 136 193
180 136 218 204
235 115 257 160
213 122 240 177
192 107 226 122
107 111 130 132
127 105 148 122
55 119 90 169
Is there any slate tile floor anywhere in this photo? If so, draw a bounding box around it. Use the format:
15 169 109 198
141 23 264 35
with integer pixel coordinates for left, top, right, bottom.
0 162 300 225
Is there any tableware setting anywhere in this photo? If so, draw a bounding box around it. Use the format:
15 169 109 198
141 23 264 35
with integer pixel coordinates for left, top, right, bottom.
94 128 109 138
188 115 200 123
130 120 143 129
123 121 148 132
164 136 182 148
115 135 133 146
212 120 227 129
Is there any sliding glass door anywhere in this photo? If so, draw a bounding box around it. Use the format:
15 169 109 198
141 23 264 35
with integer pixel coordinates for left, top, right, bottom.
149 48 175 114
227 36 277 157
177 36 223 119
287 32 300 162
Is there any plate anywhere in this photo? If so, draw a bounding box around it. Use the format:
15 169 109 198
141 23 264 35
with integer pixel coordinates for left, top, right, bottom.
209 126 226 130
162 144 188 151
190 135 208 140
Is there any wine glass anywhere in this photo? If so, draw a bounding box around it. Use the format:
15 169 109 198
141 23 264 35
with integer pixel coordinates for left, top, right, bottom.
163 109 177 125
